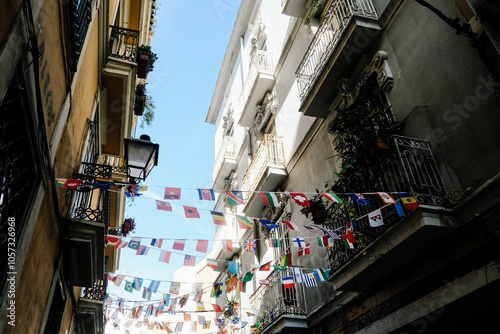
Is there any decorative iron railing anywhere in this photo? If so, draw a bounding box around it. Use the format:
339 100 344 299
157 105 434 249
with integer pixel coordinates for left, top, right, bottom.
325 135 449 270
241 135 285 201
109 26 140 63
71 163 112 232
213 136 237 181
296 0 378 102
235 50 274 116
250 268 306 332
103 155 128 174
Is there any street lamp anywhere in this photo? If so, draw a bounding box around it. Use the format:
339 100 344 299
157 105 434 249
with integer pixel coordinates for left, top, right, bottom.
124 135 159 181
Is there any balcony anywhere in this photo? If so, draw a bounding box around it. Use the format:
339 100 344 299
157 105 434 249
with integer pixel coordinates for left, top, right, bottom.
108 26 140 63
237 51 275 127
296 0 380 117
64 163 111 287
242 135 287 218
250 269 307 333
75 297 104 334
281 0 308 18
213 136 238 190
325 136 455 292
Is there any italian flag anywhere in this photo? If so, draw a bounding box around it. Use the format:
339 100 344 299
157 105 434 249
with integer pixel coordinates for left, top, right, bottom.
321 193 343 203
260 192 279 206
317 235 329 247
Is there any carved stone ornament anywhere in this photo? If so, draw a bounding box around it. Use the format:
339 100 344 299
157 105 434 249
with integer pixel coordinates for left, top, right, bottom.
337 51 394 110
222 106 234 130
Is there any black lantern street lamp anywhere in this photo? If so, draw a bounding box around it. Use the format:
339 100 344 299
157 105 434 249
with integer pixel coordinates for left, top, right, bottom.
124 134 159 181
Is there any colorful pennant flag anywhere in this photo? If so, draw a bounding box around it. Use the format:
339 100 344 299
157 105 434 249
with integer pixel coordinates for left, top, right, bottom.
260 219 280 229
259 261 271 271
290 192 310 206
304 225 324 234
111 274 125 287
197 302 205 311
236 215 253 229
349 193 371 206
183 205 200 218
156 200 172 211
136 245 149 255
150 238 163 248
394 201 406 217
292 237 306 248
164 187 181 200
142 287 152 300
198 188 215 200
282 221 299 231
259 279 269 286
376 192 396 204
184 254 196 266
159 250 171 263
196 239 209 253
304 273 318 287
132 277 143 291
127 237 141 250
149 280 161 293
292 267 304 283
317 235 329 248
225 239 234 252
124 281 133 292
228 261 240 275
298 243 310 256
227 277 238 292
243 239 257 253
115 240 128 249
280 253 292 266
399 192 419 209
55 178 83 189
260 192 279 207
321 193 343 203
368 208 384 227
173 239 186 251
227 191 244 205
211 211 226 225
313 269 330 282
282 276 295 288
212 303 223 313
169 282 180 295
207 258 218 269
268 239 281 248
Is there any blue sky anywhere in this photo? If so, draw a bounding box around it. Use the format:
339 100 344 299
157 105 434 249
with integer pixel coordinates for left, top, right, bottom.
105 0 240 309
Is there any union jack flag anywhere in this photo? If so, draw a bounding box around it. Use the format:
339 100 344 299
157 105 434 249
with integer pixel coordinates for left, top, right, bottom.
243 239 257 253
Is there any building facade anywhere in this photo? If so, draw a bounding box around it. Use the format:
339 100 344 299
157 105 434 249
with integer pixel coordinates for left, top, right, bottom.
207 0 500 333
0 0 157 332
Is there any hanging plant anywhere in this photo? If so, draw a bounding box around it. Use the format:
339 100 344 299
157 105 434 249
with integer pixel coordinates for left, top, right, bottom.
120 218 136 237
300 193 328 225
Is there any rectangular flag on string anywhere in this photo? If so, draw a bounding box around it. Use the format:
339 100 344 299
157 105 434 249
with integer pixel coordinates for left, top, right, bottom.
238 280 246 293
169 282 180 295
259 279 269 286
298 243 310 256
156 200 172 211
259 261 271 271
150 238 163 248
132 277 143 291
173 239 186 251
184 254 196 266
159 250 171 263
304 225 324 234
376 192 396 204
317 235 329 248
282 221 299 231
198 188 215 201
398 192 419 210
394 201 406 217
111 274 125 287
183 205 200 218
280 253 292 266
322 193 343 203
55 178 83 189
136 245 149 255
368 208 384 227
128 237 141 250
164 187 181 200
313 269 330 282
207 258 218 269
196 239 209 253
212 303 223 313
260 219 280 229
260 192 279 207
149 280 161 293
196 302 205 311
115 240 128 249
349 193 371 206
227 191 245 205
268 239 281 248
211 211 226 225
211 283 223 297
236 215 253 229
142 287 152 300
228 261 240 275
290 192 310 206
292 267 304 283
292 237 305 248
305 273 318 287
243 239 257 253
192 283 203 302
227 277 238 292
282 276 295 288
225 239 234 252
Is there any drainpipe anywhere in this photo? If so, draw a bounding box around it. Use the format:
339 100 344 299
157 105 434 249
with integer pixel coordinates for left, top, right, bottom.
247 129 253 161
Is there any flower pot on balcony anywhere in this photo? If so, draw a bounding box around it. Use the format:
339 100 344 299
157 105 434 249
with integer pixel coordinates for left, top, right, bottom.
137 52 150 79
134 95 146 116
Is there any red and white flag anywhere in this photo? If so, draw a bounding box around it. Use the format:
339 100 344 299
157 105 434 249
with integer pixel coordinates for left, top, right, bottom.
290 193 310 207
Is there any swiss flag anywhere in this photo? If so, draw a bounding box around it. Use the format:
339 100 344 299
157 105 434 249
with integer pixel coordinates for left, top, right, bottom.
290 193 310 207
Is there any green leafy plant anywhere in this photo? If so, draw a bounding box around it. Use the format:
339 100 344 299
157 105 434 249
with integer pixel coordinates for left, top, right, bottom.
138 45 158 72
140 95 155 128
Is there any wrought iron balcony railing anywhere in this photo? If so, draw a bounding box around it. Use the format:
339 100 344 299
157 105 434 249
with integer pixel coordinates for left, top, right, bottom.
71 163 112 232
213 136 237 180
69 0 93 69
241 134 285 201
296 0 378 102
109 26 140 63
103 155 128 174
250 268 306 332
325 135 449 270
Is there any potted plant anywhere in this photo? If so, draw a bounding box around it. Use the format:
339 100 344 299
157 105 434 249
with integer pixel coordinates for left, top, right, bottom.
134 83 147 116
120 218 136 237
137 45 158 79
